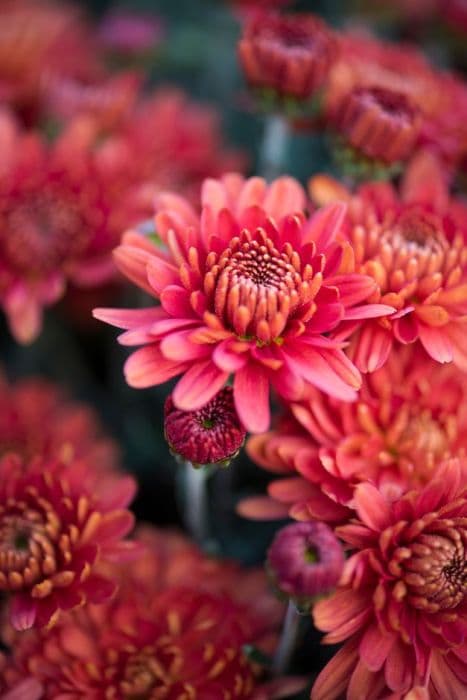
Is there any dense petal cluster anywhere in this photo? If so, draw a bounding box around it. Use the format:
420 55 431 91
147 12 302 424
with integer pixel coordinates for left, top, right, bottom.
164 387 246 465
310 151 467 372
95 174 394 433
312 460 467 699
0 527 301 700
238 11 337 102
243 345 467 523
0 453 137 631
0 373 120 469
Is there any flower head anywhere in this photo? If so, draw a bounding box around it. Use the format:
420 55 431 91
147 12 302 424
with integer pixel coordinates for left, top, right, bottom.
164 386 246 465
267 522 344 602
0 452 137 631
1 527 301 700
95 174 394 433
332 85 421 164
312 458 467 699
310 150 467 372
238 12 337 103
243 345 467 523
0 373 120 469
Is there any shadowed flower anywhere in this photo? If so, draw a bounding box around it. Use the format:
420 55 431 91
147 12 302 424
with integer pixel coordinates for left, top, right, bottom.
241 345 467 523
94 174 394 433
310 150 467 372
268 522 344 602
98 9 165 56
332 85 421 164
0 372 120 469
238 12 337 103
1 527 303 700
164 387 246 465
311 458 467 699
0 452 137 631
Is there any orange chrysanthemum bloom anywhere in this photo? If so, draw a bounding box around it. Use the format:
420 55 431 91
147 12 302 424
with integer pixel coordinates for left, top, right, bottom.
0 373 119 469
310 151 467 372
1 528 303 700
95 175 394 433
312 459 467 699
0 453 137 631
241 346 467 524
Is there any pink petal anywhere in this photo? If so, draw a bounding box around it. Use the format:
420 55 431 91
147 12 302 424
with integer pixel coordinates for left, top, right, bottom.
344 303 395 320
124 346 187 388
306 201 347 250
236 496 289 520
353 324 392 373
160 330 211 361
113 245 155 296
394 313 419 343
4 286 43 345
212 339 249 372
96 475 137 509
146 257 179 295
284 345 360 401
96 510 135 543
81 575 116 604
311 638 360 700
172 361 229 411
160 285 197 318
330 273 377 307
354 483 392 531
384 640 413 692
10 594 36 631
234 363 270 433
418 324 453 362
359 625 396 672
2 679 43 700
263 176 306 221
93 306 165 330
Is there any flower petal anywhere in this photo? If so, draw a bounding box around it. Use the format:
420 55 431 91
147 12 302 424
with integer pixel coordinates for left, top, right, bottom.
234 363 270 433
172 361 228 411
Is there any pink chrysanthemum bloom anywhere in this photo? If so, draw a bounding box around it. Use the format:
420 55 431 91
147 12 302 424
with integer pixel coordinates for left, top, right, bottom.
164 387 246 465
238 12 337 102
95 175 394 433
0 452 137 631
241 345 467 524
310 150 467 372
1 527 303 700
268 522 344 601
311 458 467 699
0 372 120 469
332 86 421 164
0 110 154 344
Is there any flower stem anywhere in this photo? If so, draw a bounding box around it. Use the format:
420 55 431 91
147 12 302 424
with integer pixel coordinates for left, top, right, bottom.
273 600 300 676
259 114 289 180
183 462 212 545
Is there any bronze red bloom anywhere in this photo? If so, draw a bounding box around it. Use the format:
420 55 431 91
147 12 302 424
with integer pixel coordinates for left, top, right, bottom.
238 12 337 102
312 459 467 699
0 452 137 631
95 174 394 433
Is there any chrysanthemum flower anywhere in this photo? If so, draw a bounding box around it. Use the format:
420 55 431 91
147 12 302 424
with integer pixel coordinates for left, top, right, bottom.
0 372 119 469
238 12 337 102
1 527 302 699
310 150 467 372
311 458 467 699
242 345 467 523
332 85 421 164
268 522 344 601
0 110 154 344
95 174 394 433
164 387 246 465
0 452 137 631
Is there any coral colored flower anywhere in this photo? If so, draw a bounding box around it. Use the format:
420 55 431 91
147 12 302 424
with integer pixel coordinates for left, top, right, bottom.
238 12 337 102
0 452 137 631
311 458 467 699
268 522 344 601
333 86 421 164
164 387 246 465
0 110 153 344
242 345 467 523
1 527 303 700
0 373 120 469
95 174 394 433
310 150 467 372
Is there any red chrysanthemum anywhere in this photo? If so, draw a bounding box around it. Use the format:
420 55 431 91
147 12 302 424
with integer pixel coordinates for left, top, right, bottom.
332 85 421 164
325 28 467 170
164 387 246 465
311 458 467 699
0 372 120 469
0 452 137 631
95 174 394 433
241 345 467 524
1 527 302 700
310 150 467 372
238 12 337 102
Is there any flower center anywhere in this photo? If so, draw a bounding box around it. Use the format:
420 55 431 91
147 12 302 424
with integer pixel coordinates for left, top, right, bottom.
401 526 467 611
384 209 446 253
121 647 175 699
3 192 86 276
206 228 315 343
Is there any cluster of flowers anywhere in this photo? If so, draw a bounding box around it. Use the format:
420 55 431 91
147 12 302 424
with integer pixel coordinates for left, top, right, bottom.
0 1 466 699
